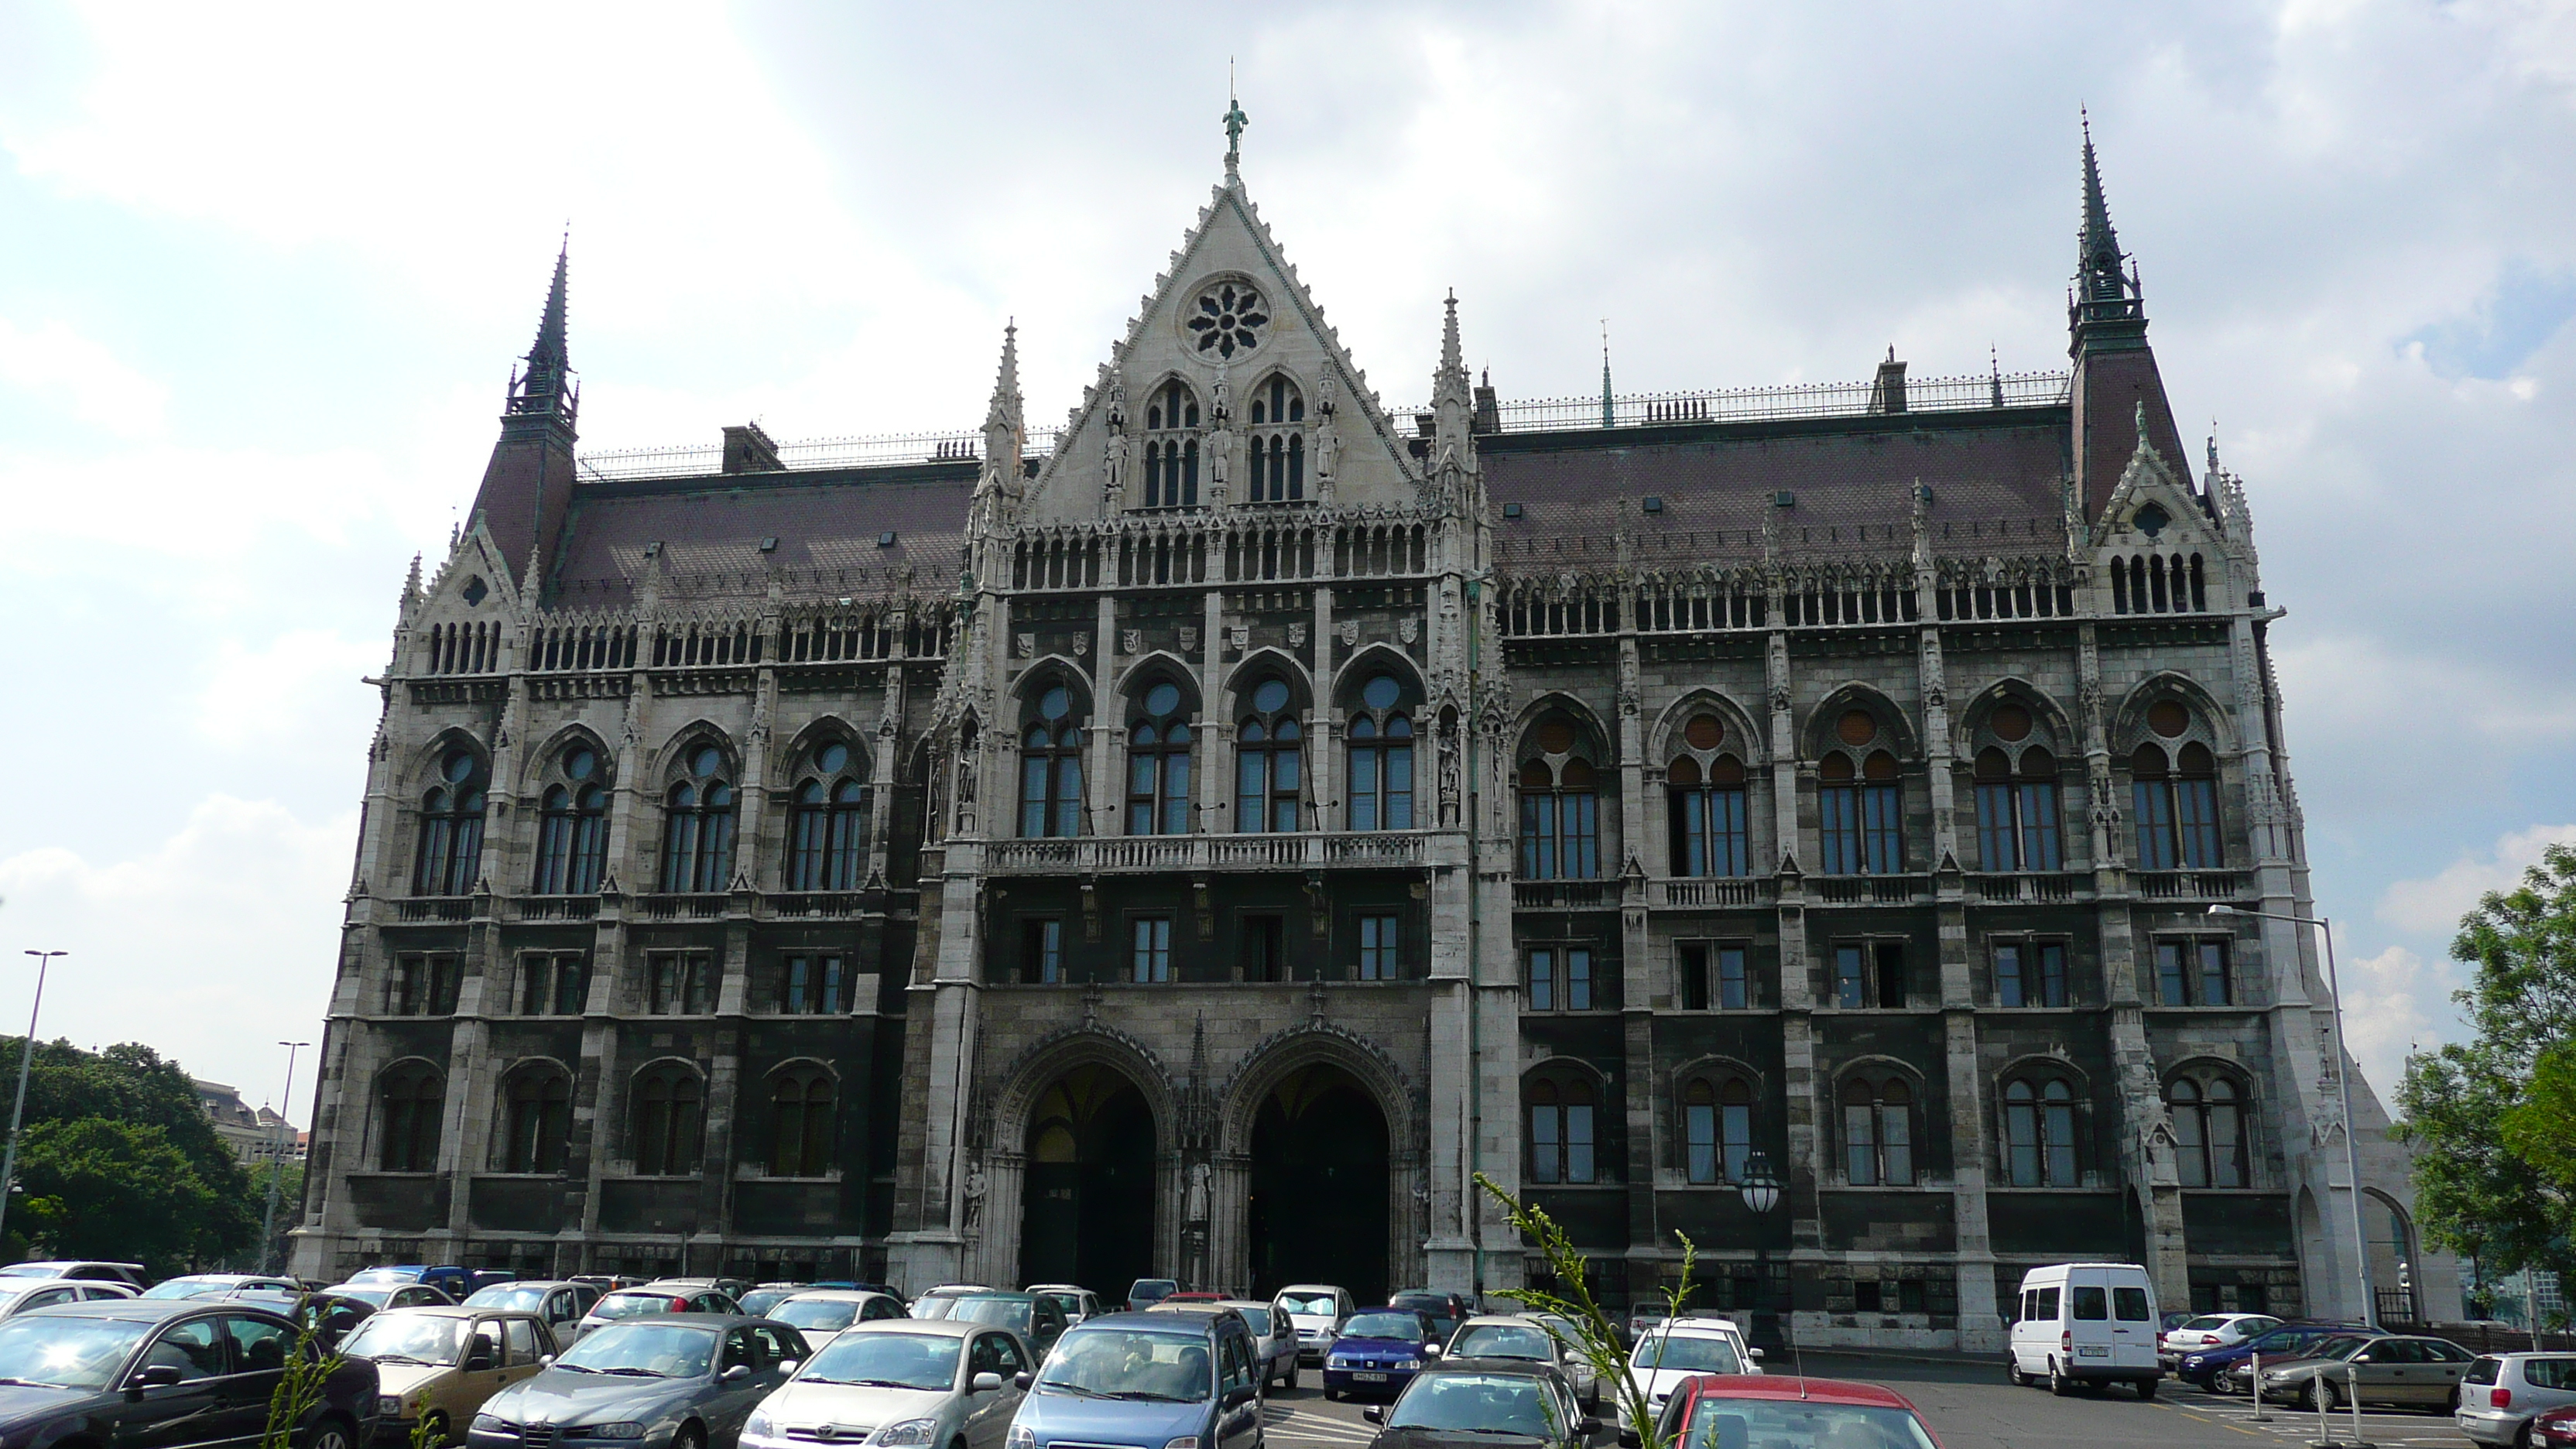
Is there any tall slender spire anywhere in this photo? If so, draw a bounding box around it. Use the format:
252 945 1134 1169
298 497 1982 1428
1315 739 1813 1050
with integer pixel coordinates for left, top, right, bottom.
984 319 1023 437
1600 319 1614 428
975 320 1026 526
2073 111 2142 326
1435 291 1470 405
506 241 577 430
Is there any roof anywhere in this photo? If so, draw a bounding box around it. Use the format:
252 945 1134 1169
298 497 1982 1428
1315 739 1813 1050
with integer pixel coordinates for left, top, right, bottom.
29 1298 244 1324
1673 1375 1920 1410
1419 1356 1560 1379
844 1317 978 1339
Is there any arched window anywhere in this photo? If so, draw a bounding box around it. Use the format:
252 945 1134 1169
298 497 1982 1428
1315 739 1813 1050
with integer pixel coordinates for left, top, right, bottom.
1126 681 1194 835
1235 677 1303 832
1517 713 1598 878
1668 745 1750 878
500 1066 571 1174
2132 738 2221 870
632 1064 704 1176
1142 381 1201 509
1526 1075 1598 1185
2003 1074 2079 1187
2169 1074 2246 1188
413 748 486 896
787 740 872 890
1818 747 1903 875
659 745 737 892
378 1062 444 1172
1348 672 1416 831
1973 744 2062 872
1020 685 1087 838
1841 1077 1916 1186
1249 375 1307 503
532 743 608 895
769 1067 836 1178
1684 1077 1755 1184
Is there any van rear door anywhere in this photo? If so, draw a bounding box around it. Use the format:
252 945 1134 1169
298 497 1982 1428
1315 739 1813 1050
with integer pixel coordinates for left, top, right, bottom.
2067 1270 2117 1369
2111 1280 2157 1372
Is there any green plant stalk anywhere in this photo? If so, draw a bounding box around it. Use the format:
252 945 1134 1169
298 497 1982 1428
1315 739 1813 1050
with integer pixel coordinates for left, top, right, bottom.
259 1312 345 1449
1476 1172 1697 1449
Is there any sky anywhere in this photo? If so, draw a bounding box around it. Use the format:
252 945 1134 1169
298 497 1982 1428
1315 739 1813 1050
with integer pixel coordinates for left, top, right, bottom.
0 0 2570 1122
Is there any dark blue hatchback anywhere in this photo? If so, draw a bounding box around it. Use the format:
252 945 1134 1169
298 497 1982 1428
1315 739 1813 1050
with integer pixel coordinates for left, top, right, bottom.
1009 1309 1262 1449
2177 1321 2366 1390
1323 1308 1442 1403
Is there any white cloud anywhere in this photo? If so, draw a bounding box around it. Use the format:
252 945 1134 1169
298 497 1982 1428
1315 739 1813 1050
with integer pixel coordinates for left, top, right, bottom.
2379 822 2576 937
0 316 166 435
2337 943 2456 1102
196 629 385 751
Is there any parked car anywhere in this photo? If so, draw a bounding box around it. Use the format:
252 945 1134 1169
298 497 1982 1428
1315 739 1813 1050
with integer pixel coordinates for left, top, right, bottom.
1273 1285 1355 1366
1446 1315 1600 1408
913 1285 996 1321
143 1273 305 1300
2458 1353 2576 1446
2255 1333 2476 1411
2537 1405 2576 1449
468 1314 807 1449
229 1290 378 1350
1677 1317 1760 1377
0 1278 137 1318
1026 1286 1103 1326
329 1282 458 1310
575 1286 745 1339
1530 1315 1603 1405
341 1306 557 1446
2006 1262 2161 1397
2160 1313 2282 1366
463 1281 604 1346
466 1273 517 1297
763 1290 908 1355
1009 1308 1262 1449
1626 1318 1750 1423
947 1293 1069 1360
570 1276 645 1294
1624 1307 1670 1352
350 1267 476 1300
2184 1321 2368 1392
0 1261 149 1290
742 1317 1026 1449
734 1286 807 1319
1360 1356 1598 1449
1128 1278 1181 1313
1388 1291 1469 1345
652 1279 754 1303
0 1295 381 1449
1643 1372 1944 1449
1326 1307 1446 1403
1216 1300 1298 1392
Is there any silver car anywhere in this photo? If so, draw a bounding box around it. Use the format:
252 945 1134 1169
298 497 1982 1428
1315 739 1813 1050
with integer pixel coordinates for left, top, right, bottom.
469 1314 807 1449
742 1319 1029 1449
766 1291 910 1356
2459 1354 2576 1444
1447 1314 1601 1409
1215 1301 1298 1392
2257 1333 2476 1411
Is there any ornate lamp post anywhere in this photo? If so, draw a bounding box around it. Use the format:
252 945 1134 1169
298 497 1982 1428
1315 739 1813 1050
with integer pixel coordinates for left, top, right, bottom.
1739 1150 1785 1348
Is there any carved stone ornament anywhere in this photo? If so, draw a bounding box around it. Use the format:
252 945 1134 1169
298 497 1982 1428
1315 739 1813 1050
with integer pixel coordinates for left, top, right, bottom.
1399 618 1419 645
1229 624 1250 649
1288 622 1307 648
1339 620 1359 647
1122 629 1142 655
1072 635 1089 656
1769 682 1793 714
1016 632 1035 658
1180 625 1200 652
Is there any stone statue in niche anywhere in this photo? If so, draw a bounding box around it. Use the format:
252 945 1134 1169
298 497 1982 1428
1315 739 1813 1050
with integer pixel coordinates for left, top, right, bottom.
1314 375 1340 505
963 1158 988 1228
1185 1161 1211 1225
1439 716 1462 827
1206 371 1234 506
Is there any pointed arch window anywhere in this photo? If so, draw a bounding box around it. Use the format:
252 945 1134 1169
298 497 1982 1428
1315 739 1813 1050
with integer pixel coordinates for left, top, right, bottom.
500 1066 571 1174
1126 682 1194 835
1819 749 1903 875
2003 1074 2080 1187
769 1067 836 1178
632 1064 704 1177
1346 672 1416 831
1526 1075 1598 1184
2169 1074 2246 1188
659 745 737 892
413 748 486 896
1235 677 1303 832
1019 685 1088 838
1841 1076 1916 1186
378 1063 444 1173
1669 751 1750 878
533 744 608 895
1249 375 1307 504
1684 1077 1755 1185
788 741 872 890
2132 739 2221 870
1974 745 2063 872
1142 382 1201 509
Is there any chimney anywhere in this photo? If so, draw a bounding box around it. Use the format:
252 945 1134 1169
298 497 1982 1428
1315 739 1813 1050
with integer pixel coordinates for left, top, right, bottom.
1869 348 1908 414
722 422 785 473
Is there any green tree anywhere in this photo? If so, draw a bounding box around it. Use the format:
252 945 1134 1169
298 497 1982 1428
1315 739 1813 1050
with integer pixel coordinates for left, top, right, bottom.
2395 842 2576 1278
0 1037 260 1270
12 1118 229 1273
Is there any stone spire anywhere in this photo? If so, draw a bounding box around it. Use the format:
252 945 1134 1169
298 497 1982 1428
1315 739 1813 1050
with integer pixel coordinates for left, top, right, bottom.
2073 110 2143 330
981 320 1024 472
467 245 583 590
2065 115 2190 519
1599 320 1615 428
1430 293 1482 513
509 239 576 427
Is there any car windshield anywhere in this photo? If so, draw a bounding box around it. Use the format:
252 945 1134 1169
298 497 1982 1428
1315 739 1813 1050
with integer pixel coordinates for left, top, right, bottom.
556 1323 715 1378
951 1298 1032 1331
773 1300 862 1334
1634 1334 1743 1375
0 1315 153 1389
333 1289 394 1308
142 1277 231 1300
1391 1373 1565 1437
739 1290 796 1317
1451 1325 1557 1359
800 1331 958 1389
341 1314 470 1365
1682 1399 1939 1449
591 1293 682 1321
465 1286 550 1313
1234 1307 1272 1334
348 1269 413 1285
1345 1314 1423 1340
1037 1327 1211 1403
2180 1317 2229 1331
1278 1294 1338 1317
912 1295 963 1321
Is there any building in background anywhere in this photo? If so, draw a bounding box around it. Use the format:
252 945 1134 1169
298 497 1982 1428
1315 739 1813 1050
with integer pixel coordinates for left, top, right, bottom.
197 1080 303 1167
290 123 2457 1347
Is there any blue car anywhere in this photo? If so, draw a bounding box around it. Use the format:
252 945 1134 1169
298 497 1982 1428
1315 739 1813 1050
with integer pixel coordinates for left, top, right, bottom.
2177 1321 2365 1391
1008 1309 1261 1449
1323 1307 1443 1403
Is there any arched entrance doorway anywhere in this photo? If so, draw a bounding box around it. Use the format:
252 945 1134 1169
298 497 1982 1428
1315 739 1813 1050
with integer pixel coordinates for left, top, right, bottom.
1020 1065 1156 1293
1247 1064 1389 1303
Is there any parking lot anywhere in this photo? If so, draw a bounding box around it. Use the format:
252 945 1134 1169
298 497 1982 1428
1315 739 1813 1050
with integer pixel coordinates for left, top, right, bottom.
1257 1350 2484 1449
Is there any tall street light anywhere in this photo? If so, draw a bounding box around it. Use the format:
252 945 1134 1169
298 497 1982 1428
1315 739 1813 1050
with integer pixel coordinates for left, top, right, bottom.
0 951 64 1253
2210 903 2375 1325
259 1040 311 1275
1738 1149 1786 1351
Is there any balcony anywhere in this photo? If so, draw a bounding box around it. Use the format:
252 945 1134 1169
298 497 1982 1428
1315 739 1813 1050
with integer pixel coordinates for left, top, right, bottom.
2134 870 2249 902
1512 879 1616 909
1968 872 2088 904
1809 875 1930 906
510 896 601 923
982 831 1430 875
1652 877 1774 909
637 893 730 921
394 897 473 923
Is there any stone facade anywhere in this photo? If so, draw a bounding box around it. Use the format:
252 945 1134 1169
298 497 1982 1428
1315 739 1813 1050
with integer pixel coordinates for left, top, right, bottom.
291 134 2458 1348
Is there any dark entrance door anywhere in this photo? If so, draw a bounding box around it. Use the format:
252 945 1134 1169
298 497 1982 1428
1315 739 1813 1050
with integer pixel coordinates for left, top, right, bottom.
1020 1065 1156 1295
1247 1064 1389 1302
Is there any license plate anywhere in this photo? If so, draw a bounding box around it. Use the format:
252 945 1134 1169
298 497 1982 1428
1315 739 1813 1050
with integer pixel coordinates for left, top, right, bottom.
2079 1346 2110 1358
1354 1372 1389 1382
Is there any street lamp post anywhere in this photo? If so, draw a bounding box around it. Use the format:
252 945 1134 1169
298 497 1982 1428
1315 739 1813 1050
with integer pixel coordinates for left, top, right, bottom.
1738 1150 1786 1355
258 1040 311 1275
0 951 64 1253
2210 903 2375 1326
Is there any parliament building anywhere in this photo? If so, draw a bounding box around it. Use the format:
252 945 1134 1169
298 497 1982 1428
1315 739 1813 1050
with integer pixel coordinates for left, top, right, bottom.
291 123 2459 1348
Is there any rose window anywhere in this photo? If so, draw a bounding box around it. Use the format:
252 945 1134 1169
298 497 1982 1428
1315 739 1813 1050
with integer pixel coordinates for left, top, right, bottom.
1187 281 1269 359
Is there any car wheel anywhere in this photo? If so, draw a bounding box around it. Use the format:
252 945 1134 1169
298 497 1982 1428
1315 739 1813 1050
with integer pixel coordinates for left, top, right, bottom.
673 1423 707 1449
302 1416 357 1449
2049 1360 2071 1396
420 1413 451 1447
2008 1355 2029 1388
2516 1420 2535 1449
1286 1363 1298 1392
2442 1388 2461 1416
2138 1379 2158 1401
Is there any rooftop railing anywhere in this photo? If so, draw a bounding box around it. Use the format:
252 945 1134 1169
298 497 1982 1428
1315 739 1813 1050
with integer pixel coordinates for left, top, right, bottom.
579 428 1064 482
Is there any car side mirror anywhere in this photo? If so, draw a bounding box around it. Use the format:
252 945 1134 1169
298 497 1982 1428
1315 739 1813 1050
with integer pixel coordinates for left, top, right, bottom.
1014 1372 1033 1391
1225 1386 1256 1409
780 1361 801 1376
1423 1345 1441 1358
972 1372 1004 1393
1362 1408 1384 1424
1580 1418 1605 1437
721 1364 752 1382
540 1356 555 1368
1749 1348 1764 1360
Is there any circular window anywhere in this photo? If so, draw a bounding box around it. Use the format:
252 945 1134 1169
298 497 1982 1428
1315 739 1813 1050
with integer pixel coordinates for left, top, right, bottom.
1144 683 1184 718
817 742 850 775
1252 679 1290 714
1836 710 1877 747
690 745 723 778
1185 280 1269 360
1535 718 1574 754
2148 701 2190 738
1990 704 2033 742
564 746 597 780
443 751 476 783
1363 674 1402 711
1683 714 1723 751
1040 686 1070 721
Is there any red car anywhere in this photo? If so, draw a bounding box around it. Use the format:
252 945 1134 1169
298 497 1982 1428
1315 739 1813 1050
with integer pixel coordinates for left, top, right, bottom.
2534 1406 2576 1449
1628 1374 1944 1449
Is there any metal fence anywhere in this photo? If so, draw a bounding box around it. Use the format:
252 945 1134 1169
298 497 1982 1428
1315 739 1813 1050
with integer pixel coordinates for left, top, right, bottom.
579 428 1063 482
1397 371 2072 435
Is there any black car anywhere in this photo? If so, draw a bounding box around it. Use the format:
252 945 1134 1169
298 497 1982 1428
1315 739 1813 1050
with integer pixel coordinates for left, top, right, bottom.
0 1297 381 1449
1362 1358 1598 1449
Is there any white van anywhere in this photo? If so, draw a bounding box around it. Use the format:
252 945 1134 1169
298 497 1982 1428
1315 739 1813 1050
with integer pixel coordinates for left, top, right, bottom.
2007 1262 2162 1397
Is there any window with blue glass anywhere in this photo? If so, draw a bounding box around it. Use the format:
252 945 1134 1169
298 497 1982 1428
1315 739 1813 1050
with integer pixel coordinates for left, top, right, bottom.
1526 1075 1598 1184
1819 750 1903 875
1020 684 1086 838
414 747 487 896
1235 677 1303 831
1993 938 2068 1007
1131 916 1173 982
1684 1076 1755 1184
1348 673 1415 831
787 739 872 890
659 745 736 892
1358 913 1399 980
2132 737 2221 870
1667 713 1750 877
533 743 608 895
1974 746 2063 872
1127 681 1194 835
